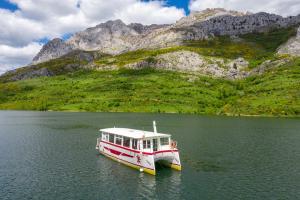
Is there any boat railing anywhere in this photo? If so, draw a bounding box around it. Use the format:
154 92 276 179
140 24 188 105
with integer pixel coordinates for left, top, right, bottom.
96 137 101 149
170 140 177 149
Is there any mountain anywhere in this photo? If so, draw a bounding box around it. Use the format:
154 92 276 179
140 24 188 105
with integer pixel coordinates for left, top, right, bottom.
31 8 300 64
32 38 75 64
0 8 300 116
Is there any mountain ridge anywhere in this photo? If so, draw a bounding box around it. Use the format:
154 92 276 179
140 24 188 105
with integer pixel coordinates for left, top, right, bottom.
31 8 300 64
1 25 298 82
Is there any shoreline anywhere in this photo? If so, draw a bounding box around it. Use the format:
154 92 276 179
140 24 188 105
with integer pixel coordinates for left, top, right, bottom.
0 109 299 118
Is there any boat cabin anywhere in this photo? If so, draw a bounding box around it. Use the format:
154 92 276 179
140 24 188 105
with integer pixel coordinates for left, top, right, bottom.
99 128 173 153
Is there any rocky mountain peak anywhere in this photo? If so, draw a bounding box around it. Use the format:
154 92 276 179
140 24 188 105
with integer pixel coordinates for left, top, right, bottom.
192 8 247 18
95 19 126 29
40 38 64 49
32 38 74 64
128 23 169 34
65 19 140 54
175 8 248 28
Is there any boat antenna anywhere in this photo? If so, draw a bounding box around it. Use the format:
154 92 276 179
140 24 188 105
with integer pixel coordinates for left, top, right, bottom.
153 121 157 133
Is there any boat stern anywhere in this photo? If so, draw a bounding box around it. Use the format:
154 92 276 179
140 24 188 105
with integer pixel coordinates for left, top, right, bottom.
154 150 182 171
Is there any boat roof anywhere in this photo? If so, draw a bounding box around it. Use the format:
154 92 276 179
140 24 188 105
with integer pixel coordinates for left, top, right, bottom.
99 128 170 139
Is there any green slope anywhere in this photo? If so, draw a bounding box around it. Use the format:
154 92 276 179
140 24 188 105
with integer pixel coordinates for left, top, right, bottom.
0 57 299 116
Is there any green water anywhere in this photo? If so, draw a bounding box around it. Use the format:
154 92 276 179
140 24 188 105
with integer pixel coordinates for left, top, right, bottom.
0 111 299 199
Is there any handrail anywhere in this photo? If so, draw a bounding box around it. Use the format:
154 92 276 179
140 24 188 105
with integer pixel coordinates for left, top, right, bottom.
96 138 101 147
170 140 177 149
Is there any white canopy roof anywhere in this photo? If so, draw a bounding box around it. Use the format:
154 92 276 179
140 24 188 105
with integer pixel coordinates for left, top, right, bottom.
100 128 170 139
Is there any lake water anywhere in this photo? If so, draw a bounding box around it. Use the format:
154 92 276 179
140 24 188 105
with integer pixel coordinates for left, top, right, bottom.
0 111 299 200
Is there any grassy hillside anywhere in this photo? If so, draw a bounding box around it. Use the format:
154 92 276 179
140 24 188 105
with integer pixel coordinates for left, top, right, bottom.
0 57 299 116
0 27 299 116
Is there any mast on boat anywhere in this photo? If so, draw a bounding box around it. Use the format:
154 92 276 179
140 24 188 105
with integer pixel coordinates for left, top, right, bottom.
153 121 157 133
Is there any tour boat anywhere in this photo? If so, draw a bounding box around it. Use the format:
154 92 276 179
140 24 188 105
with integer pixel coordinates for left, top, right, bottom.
96 121 181 175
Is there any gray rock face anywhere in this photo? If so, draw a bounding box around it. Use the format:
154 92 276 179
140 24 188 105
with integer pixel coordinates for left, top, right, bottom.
249 57 293 76
8 66 54 81
33 9 300 64
0 50 105 82
278 26 300 56
128 23 168 34
67 19 139 54
183 12 300 40
174 8 248 28
32 38 74 64
125 50 249 79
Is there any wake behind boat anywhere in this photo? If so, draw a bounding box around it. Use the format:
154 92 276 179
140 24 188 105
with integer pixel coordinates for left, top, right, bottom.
96 121 181 175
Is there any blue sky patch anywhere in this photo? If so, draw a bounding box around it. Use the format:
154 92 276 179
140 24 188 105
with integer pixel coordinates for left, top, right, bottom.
142 0 189 14
62 33 74 41
165 0 190 14
0 0 18 11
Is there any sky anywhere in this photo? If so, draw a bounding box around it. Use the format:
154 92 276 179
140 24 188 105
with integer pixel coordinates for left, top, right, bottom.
0 0 300 74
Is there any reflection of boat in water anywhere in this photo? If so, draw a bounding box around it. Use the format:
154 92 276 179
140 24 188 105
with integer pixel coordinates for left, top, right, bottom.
96 121 181 175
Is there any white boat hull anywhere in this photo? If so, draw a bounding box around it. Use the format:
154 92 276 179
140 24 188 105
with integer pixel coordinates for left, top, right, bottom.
97 140 181 175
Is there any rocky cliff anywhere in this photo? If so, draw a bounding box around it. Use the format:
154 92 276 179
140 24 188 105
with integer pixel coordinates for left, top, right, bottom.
184 12 300 40
278 26 300 56
125 51 249 79
32 8 300 64
32 38 74 64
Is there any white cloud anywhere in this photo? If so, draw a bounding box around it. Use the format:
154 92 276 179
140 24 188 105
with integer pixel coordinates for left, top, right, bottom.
0 42 42 74
79 0 136 22
0 9 46 47
10 0 79 20
0 0 185 74
189 0 300 16
115 1 184 25
79 0 184 25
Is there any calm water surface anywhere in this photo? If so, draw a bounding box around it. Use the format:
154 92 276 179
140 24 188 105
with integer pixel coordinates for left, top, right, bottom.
0 111 299 200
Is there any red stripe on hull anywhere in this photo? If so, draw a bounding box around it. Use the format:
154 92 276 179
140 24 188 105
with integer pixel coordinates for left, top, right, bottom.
101 140 140 153
150 150 179 155
104 146 134 158
99 149 154 171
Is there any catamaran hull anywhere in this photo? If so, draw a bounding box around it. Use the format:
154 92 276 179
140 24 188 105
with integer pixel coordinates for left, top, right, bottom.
97 140 181 175
154 151 182 171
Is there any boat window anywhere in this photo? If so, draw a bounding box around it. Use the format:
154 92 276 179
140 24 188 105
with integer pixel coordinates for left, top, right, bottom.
143 140 151 149
132 139 138 149
153 139 158 151
109 134 115 143
160 137 169 146
115 135 123 145
102 132 108 141
123 137 130 148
